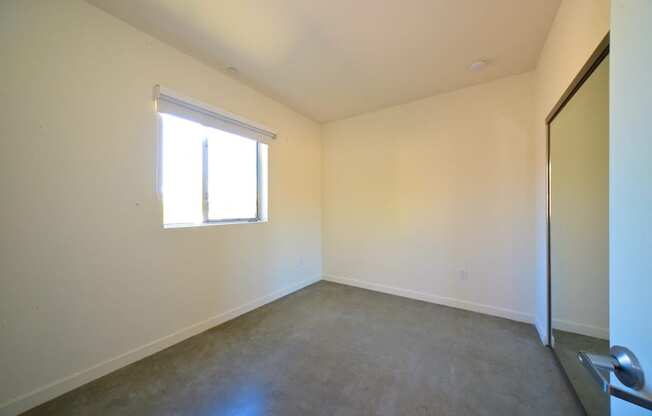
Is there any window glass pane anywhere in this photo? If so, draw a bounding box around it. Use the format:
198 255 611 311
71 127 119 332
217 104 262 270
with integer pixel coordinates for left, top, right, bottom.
207 128 258 220
161 114 204 225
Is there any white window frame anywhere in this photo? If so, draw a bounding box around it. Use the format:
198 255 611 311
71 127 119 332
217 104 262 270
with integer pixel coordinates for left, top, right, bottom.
200 137 264 225
154 86 272 228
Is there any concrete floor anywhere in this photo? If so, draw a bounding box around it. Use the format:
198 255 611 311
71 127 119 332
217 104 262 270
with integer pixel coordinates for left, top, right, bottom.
553 329 609 416
24 282 584 416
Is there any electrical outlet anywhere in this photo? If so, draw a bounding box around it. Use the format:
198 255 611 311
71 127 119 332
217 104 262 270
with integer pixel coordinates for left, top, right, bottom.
459 269 468 281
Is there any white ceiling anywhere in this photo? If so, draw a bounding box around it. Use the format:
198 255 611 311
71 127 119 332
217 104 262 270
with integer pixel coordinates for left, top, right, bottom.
87 0 561 122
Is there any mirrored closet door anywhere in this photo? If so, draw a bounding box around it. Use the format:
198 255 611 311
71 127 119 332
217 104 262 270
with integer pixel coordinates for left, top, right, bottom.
549 48 610 415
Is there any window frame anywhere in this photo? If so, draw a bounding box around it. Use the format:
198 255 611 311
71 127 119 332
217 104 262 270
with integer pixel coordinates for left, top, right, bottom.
159 117 267 228
201 136 264 225
154 86 274 229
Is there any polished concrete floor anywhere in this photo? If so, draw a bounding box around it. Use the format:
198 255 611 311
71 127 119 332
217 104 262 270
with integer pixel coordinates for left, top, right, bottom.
553 329 609 416
24 282 584 416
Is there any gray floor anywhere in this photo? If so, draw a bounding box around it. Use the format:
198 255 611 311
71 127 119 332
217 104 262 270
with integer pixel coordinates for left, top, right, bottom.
24 282 584 416
553 329 610 416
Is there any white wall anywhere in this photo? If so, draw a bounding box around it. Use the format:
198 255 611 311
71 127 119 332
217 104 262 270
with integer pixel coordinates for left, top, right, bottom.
322 73 537 323
550 57 609 340
0 1 322 414
532 0 610 344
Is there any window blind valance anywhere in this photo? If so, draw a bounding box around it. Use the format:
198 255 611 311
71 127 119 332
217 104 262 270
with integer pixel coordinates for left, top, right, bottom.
154 85 276 142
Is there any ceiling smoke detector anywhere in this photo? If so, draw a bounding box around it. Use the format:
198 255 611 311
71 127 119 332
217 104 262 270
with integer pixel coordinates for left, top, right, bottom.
468 60 488 72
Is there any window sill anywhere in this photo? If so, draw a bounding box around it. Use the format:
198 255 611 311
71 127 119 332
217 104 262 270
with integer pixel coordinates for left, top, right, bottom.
163 219 268 229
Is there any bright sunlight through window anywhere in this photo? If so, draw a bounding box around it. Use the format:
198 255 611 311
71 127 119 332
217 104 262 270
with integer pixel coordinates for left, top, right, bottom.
161 113 268 227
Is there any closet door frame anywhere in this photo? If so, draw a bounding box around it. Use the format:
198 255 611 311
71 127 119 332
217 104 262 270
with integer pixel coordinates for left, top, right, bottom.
545 33 610 347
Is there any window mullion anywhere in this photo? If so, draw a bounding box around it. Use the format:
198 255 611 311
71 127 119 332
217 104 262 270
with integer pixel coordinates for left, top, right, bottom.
202 136 209 223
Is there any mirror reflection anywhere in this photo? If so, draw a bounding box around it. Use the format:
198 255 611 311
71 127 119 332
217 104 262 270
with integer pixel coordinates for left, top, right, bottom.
550 55 610 416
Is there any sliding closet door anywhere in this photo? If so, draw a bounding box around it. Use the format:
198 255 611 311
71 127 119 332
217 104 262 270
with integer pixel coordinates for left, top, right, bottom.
550 55 610 416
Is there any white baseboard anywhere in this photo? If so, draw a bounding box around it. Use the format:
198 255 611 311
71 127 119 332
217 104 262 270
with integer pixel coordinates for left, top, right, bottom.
552 318 609 340
0 276 321 416
322 275 534 324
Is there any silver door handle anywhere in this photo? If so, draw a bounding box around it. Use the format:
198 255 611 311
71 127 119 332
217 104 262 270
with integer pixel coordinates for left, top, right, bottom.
578 345 652 410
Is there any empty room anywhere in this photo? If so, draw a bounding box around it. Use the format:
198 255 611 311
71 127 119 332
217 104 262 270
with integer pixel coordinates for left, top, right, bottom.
2 1 651 415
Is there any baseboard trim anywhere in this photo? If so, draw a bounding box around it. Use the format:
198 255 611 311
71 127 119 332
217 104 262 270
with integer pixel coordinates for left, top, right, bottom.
552 318 609 340
0 276 321 416
322 275 533 324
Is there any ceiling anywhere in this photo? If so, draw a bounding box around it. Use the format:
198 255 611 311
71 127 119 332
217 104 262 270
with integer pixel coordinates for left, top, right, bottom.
87 0 561 122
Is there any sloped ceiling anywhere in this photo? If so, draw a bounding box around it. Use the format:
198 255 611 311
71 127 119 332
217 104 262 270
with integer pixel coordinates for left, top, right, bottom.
87 0 561 122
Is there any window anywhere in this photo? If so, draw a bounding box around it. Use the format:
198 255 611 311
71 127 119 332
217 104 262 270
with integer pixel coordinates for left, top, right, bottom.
156 87 272 227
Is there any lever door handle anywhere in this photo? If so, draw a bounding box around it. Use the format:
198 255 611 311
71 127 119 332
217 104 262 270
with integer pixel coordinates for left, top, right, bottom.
578 345 652 410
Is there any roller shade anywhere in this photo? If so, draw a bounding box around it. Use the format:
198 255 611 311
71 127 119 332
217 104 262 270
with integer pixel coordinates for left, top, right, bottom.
154 85 276 142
